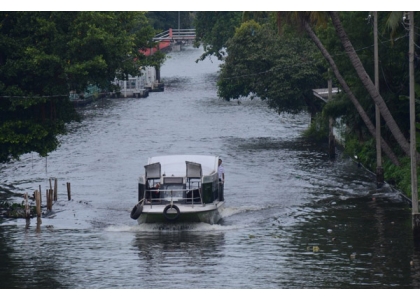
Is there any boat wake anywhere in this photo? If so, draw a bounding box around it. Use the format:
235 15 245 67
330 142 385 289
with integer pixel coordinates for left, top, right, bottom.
103 203 290 233
105 221 247 233
218 205 264 218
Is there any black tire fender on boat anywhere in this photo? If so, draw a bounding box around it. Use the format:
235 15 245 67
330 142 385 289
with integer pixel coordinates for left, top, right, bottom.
163 204 180 221
130 200 144 220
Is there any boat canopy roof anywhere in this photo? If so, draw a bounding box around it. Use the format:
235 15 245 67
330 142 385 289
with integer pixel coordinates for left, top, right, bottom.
146 155 219 177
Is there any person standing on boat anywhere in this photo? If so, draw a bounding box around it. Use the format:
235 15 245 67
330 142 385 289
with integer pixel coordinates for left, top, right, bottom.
218 159 224 201
218 159 225 183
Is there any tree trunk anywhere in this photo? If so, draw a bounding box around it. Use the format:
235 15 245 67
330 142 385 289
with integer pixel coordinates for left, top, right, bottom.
303 21 400 166
329 11 413 160
374 11 384 187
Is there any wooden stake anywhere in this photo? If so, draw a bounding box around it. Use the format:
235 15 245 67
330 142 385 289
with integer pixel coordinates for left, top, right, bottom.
49 189 53 207
67 182 71 200
24 193 30 219
54 178 58 201
46 189 52 211
36 216 42 233
39 185 42 207
35 190 41 217
45 189 48 207
46 189 49 211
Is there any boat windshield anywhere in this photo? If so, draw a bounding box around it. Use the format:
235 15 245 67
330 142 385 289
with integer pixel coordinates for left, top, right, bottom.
162 184 184 198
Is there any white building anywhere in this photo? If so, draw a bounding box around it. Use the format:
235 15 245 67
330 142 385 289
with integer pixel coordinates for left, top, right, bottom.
111 66 164 98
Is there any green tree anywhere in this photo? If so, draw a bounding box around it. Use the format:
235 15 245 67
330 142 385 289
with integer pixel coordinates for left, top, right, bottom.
301 18 400 166
193 11 242 61
218 20 325 116
328 11 416 160
0 12 159 163
316 12 415 163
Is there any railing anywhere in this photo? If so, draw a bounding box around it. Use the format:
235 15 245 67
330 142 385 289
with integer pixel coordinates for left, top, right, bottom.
153 29 171 41
312 88 340 103
152 28 196 41
145 187 202 208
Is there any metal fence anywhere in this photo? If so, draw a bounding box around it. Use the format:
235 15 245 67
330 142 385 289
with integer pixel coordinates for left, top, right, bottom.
153 28 196 41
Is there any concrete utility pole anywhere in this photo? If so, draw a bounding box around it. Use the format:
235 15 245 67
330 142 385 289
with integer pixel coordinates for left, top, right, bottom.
408 11 420 238
328 70 335 159
374 12 384 187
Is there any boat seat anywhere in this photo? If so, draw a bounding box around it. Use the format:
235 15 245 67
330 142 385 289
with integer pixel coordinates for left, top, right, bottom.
186 189 200 199
184 189 201 204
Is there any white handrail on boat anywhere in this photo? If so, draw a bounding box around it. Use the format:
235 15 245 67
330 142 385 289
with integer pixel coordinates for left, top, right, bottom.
198 188 203 207
145 187 204 208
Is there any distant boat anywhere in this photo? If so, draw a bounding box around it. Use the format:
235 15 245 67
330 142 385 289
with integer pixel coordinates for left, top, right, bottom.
130 155 224 224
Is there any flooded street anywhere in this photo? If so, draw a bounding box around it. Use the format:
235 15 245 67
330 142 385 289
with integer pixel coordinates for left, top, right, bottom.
1 45 420 289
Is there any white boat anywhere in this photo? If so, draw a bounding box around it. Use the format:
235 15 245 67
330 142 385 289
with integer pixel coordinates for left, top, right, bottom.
130 155 224 224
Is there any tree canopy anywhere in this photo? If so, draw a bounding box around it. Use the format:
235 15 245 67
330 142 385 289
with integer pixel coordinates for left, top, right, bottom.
217 20 326 114
0 11 161 163
193 11 242 62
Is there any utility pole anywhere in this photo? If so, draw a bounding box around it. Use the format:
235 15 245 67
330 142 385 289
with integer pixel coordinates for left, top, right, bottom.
328 69 335 159
408 11 420 238
374 12 384 187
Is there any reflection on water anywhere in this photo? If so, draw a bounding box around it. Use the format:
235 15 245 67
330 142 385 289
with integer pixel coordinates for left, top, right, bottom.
133 230 226 287
0 45 419 288
278 196 414 288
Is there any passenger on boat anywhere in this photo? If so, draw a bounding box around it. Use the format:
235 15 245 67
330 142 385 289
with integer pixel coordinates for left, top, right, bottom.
146 182 161 200
218 159 224 183
218 159 224 201
151 183 161 199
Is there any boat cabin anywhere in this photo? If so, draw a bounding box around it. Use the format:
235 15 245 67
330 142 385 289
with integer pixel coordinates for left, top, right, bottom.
138 155 221 205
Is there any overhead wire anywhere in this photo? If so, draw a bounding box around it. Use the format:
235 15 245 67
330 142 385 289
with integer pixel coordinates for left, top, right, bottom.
0 94 69 98
167 24 412 104
0 24 413 98
190 32 409 85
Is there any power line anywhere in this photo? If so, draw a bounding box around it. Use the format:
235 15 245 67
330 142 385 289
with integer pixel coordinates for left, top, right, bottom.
0 94 69 99
0 91 111 99
0 33 411 99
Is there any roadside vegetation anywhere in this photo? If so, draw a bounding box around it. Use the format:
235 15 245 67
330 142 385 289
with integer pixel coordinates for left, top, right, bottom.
194 11 420 199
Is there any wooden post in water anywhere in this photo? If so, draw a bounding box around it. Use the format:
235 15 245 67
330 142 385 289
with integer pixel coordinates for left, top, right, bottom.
39 185 42 207
67 182 71 200
54 178 58 201
46 189 52 211
46 189 49 211
45 189 49 210
35 190 41 217
24 193 30 219
36 216 42 233
49 189 53 207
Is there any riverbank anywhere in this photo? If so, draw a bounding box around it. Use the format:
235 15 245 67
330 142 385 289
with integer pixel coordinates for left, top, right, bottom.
303 115 414 205
342 133 415 201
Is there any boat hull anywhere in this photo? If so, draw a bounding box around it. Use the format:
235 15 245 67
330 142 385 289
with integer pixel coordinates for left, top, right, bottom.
137 201 224 225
